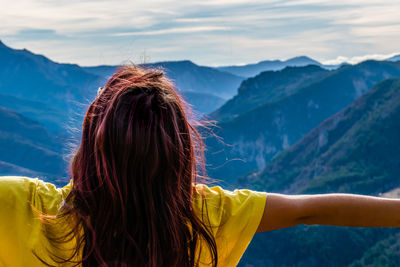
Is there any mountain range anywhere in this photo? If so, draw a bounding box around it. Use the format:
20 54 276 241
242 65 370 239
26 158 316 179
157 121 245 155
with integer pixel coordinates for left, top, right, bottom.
204 60 400 185
210 64 329 122
0 40 243 123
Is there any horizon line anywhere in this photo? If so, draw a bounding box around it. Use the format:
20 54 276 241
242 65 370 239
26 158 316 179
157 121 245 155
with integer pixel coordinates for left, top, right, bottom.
0 39 399 68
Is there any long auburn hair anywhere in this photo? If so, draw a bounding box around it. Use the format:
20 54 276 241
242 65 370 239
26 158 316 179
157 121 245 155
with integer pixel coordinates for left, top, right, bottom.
40 65 218 266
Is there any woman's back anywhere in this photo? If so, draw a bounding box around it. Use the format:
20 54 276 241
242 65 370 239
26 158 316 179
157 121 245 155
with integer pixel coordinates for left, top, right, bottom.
48 65 219 266
0 176 266 266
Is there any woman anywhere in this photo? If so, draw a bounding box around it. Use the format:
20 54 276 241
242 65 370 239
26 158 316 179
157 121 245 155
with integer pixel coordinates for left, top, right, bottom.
0 65 399 267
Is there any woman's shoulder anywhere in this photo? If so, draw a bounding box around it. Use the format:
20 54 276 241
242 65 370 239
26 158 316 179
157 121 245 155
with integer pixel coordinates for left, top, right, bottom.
193 183 267 207
192 183 267 229
0 176 73 265
192 183 267 266
0 176 39 205
0 176 70 214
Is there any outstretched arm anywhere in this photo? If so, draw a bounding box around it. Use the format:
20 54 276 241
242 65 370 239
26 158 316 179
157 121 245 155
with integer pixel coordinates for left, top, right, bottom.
257 193 400 232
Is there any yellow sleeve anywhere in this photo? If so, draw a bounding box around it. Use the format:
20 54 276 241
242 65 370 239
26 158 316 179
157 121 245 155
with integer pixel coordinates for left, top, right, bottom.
193 184 267 267
0 176 41 266
0 176 70 266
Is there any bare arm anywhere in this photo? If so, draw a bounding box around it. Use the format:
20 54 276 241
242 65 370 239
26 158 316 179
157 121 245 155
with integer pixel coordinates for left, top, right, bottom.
257 193 400 232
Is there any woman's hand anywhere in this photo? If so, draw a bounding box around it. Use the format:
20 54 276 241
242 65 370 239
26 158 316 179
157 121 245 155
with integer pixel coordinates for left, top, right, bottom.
257 192 400 232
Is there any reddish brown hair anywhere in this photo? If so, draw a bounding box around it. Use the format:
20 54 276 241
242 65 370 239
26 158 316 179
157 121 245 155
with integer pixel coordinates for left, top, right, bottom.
40 65 217 266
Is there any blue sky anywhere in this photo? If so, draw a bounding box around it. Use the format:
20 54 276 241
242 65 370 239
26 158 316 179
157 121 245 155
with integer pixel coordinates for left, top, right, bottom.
1 0 399 66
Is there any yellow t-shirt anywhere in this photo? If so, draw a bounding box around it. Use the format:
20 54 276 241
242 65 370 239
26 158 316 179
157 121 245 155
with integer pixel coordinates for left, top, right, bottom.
0 176 267 266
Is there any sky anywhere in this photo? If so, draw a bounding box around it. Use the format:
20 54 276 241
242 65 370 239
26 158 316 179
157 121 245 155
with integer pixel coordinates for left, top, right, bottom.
1 0 400 66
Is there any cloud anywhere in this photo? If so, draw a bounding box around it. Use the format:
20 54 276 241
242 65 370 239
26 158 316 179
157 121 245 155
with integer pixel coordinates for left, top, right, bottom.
12 29 66 40
112 26 231 36
321 53 400 65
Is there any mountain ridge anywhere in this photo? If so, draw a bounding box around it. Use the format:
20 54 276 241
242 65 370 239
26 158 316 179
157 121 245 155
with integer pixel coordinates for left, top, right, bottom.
216 55 341 77
209 65 330 122
204 60 400 185
83 59 245 99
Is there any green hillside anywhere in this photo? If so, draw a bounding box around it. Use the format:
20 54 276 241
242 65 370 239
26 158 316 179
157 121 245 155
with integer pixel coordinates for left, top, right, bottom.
242 78 400 195
349 233 400 267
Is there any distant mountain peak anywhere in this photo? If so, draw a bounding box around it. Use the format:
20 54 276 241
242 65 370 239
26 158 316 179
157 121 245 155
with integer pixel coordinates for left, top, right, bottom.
178 59 194 64
286 56 321 64
151 59 195 65
172 59 196 67
257 59 281 64
289 55 314 60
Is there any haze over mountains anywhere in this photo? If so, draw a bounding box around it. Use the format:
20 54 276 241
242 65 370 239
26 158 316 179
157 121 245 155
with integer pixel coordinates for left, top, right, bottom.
1 40 400 266
216 56 342 78
0 107 65 182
